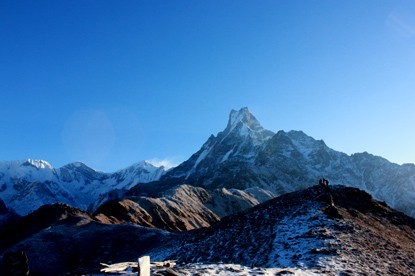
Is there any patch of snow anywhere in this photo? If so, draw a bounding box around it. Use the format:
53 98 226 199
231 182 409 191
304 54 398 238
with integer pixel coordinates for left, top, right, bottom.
220 148 234 163
290 138 314 159
25 159 54 170
195 148 210 168
268 204 339 269
97 261 320 275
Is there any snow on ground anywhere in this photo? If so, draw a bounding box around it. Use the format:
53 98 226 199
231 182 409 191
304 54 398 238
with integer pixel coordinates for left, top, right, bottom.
97 261 321 275
267 203 340 268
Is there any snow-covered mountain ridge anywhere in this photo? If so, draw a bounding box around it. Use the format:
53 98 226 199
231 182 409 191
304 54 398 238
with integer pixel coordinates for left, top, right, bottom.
0 159 166 215
131 107 415 218
2 107 415 219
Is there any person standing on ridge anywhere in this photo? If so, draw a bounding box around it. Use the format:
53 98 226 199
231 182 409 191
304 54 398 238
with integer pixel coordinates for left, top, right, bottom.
319 178 330 189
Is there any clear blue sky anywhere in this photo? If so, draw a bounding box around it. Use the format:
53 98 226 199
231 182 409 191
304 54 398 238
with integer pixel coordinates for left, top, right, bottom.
1 1 415 172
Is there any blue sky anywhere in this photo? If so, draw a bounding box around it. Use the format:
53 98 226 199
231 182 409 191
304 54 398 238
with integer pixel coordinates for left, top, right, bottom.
1 1 415 172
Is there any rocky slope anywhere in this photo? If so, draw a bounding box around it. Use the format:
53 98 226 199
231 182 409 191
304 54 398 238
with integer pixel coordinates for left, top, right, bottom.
94 184 274 231
130 107 415 218
0 160 166 215
149 185 415 275
3 184 412 275
0 199 19 229
0 202 175 275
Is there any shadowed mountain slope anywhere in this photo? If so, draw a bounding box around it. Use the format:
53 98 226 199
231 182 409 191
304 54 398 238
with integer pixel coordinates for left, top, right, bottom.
0 203 175 275
150 185 415 275
1 184 414 275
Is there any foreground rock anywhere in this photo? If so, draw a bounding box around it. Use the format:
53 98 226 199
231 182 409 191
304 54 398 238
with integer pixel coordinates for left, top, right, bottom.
0 203 176 275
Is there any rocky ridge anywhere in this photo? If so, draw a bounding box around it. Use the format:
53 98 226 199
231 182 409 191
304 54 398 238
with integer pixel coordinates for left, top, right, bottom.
2 184 412 275
94 184 274 231
148 185 415 275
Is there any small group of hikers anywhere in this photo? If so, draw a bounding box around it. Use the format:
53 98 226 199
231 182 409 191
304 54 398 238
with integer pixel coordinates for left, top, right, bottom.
319 178 329 188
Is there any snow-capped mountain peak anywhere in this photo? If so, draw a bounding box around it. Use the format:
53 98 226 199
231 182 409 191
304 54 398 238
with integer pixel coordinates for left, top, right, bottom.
227 107 255 130
61 161 99 173
162 108 275 181
134 107 415 218
0 159 57 182
0 159 166 215
224 107 274 141
22 159 54 170
66 161 91 169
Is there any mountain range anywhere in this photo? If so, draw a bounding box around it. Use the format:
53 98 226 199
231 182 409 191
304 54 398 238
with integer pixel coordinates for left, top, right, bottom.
1 107 415 219
0 159 165 215
0 107 415 274
131 107 415 218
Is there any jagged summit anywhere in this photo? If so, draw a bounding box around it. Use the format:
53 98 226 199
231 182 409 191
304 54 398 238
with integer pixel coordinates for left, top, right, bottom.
226 107 262 132
132 160 164 170
155 107 275 185
222 107 274 142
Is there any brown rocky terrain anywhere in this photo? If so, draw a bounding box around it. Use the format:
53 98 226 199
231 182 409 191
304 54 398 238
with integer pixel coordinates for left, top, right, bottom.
150 185 415 275
1 184 414 275
0 203 175 275
94 184 273 231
